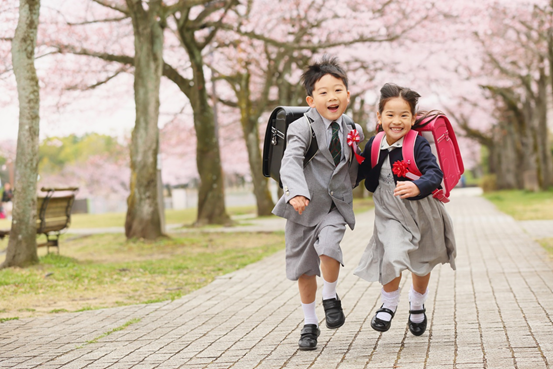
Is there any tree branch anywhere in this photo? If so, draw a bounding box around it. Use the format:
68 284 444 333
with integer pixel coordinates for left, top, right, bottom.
67 16 128 25
198 0 237 50
91 0 128 15
67 68 128 90
54 43 193 97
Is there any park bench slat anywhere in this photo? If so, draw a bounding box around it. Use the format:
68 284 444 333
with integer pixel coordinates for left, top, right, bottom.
0 189 78 252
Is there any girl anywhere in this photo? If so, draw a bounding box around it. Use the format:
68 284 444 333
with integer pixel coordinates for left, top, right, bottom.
354 83 456 336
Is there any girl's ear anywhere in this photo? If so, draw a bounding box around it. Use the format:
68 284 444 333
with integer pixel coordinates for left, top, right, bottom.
306 96 315 108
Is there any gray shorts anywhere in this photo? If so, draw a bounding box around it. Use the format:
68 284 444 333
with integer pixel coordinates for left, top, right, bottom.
285 207 347 281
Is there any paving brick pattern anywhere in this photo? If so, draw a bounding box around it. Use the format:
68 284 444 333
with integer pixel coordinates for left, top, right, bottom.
1 195 553 368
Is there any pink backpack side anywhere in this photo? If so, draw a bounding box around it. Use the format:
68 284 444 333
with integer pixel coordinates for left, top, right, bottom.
370 115 464 203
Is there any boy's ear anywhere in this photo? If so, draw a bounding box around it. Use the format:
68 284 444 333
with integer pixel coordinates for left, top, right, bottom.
306 95 315 107
347 90 350 105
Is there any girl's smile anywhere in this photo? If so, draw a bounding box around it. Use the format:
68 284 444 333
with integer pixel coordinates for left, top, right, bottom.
377 97 416 145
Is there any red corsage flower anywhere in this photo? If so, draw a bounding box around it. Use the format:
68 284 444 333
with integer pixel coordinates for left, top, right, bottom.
392 160 409 178
347 129 360 146
347 129 365 164
392 160 420 180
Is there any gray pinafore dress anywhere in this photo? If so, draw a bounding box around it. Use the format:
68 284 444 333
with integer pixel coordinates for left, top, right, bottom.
354 146 456 285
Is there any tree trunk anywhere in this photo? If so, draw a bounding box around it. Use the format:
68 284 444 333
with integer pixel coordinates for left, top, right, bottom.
236 73 274 216
1 0 41 269
520 100 540 191
493 122 520 189
181 37 230 226
124 0 164 239
534 67 553 189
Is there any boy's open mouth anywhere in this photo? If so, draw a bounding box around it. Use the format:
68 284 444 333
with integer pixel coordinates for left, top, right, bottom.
328 104 339 113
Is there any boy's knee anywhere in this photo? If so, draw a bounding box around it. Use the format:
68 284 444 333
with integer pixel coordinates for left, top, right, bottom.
298 274 316 282
320 254 340 265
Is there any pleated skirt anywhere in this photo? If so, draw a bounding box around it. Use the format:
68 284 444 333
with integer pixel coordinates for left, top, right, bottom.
354 161 456 285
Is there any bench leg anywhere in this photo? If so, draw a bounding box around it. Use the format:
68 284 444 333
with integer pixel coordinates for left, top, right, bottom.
38 234 60 254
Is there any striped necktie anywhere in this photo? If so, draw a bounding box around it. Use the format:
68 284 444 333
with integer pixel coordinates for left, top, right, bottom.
329 121 341 166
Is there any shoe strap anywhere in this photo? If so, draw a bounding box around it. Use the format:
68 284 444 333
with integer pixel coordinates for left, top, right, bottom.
376 306 396 318
301 325 319 336
409 308 426 314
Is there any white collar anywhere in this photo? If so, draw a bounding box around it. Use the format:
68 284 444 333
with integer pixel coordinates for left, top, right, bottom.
321 115 343 130
380 135 404 151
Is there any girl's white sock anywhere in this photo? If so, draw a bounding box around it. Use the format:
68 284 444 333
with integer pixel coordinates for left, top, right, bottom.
322 278 337 300
376 288 400 322
409 286 428 324
302 301 319 326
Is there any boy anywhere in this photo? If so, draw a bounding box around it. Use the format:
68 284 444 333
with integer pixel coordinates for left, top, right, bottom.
272 56 364 350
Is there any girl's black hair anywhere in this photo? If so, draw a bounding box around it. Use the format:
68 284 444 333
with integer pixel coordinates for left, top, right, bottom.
376 83 443 132
301 55 348 97
378 83 420 115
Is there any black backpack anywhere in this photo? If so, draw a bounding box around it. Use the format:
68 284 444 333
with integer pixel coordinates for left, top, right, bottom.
262 106 354 188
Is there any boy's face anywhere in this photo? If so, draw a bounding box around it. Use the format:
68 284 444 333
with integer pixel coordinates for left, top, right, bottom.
306 74 350 121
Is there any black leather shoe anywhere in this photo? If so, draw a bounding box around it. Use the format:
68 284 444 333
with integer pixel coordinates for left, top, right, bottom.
370 305 395 332
408 304 427 336
322 295 346 329
298 324 320 351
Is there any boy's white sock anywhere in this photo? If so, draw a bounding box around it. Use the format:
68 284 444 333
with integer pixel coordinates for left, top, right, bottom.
409 286 428 324
302 301 319 326
322 278 337 300
376 288 400 322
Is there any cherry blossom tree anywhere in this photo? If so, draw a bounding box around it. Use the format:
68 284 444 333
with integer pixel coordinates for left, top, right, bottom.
1 0 41 269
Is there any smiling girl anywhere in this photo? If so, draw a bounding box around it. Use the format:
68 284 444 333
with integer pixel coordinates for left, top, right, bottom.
354 83 456 336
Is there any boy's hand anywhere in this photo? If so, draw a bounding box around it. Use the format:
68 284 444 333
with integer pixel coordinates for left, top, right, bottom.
394 181 420 199
289 196 310 215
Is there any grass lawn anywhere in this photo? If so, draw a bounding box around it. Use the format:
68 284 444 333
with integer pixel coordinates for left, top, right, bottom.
0 205 258 230
484 189 553 220
0 196 375 320
0 231 284 320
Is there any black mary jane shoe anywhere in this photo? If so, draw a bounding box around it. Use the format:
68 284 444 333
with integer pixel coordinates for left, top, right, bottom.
322 294 346 329
370 305 396 332
298 324 320 351
408 304 427 336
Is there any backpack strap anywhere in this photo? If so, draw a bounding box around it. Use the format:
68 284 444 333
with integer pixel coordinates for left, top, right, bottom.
343 114 355 129
402 130 422 177
303 114 318 167
371 132 385 168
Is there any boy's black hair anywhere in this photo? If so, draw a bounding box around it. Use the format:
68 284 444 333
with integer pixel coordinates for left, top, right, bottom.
301 55 348 97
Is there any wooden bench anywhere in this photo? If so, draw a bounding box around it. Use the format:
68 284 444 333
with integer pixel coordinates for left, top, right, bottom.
0 187 79 253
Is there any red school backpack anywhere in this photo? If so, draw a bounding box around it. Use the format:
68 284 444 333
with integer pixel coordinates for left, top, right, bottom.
370 114 464 203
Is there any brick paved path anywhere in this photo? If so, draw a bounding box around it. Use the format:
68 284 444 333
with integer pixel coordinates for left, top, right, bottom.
1 195 553 368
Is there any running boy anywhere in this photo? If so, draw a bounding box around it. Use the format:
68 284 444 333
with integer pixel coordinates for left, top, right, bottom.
272 56 364 350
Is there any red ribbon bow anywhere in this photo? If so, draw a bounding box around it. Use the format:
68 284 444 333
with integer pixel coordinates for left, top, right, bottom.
347 129 364 164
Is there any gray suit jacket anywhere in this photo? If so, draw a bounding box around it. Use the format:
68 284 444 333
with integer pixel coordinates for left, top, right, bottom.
272 108 364 229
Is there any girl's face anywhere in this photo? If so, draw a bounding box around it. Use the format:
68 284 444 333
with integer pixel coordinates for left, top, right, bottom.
377 97 416 145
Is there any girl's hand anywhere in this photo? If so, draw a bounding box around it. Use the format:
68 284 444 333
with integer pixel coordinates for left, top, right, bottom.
394 181 421 199
289 196 310 215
